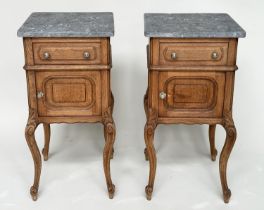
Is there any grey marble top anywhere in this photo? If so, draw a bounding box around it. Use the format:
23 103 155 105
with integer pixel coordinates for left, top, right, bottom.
144 13 246 38
17 12 114 37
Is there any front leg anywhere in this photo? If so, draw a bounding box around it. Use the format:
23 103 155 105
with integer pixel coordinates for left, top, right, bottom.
42 123 50 161
219 111 237 203
144 108 157 200
143 89 149 161
25 109 41 201
102 107 116 199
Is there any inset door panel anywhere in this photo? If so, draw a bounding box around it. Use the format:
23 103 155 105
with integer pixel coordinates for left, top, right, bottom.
159 72 225 118
36 71 101 117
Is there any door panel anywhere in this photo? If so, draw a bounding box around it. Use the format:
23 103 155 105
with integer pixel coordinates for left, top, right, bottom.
158 72 225 118
36 71 101 117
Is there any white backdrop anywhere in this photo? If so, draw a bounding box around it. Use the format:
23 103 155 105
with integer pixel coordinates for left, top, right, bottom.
0 0 263 209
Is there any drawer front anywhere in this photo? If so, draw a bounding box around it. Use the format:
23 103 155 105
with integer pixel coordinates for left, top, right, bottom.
158 72 225 118
36 71 101 117
33 41 102 65
158 41 228 66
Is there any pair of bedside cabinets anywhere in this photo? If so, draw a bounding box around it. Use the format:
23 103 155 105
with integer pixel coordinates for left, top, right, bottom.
18 12 246 202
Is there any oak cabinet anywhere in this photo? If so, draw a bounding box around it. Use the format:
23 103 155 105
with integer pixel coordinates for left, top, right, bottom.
18 12 116 201
144 13 246 203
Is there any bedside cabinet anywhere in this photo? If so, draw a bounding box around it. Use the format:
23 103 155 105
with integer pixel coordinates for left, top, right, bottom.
18 12 116 200
143 13 246 203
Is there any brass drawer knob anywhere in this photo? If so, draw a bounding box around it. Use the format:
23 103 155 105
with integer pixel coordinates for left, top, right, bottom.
43 52 50 60
37 91 44 99
159 91 167 99
171 52 177 60
83 51 90 59
211 51 219 60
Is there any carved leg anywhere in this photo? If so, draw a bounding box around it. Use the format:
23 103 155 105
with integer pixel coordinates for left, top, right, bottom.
219 111 237 203
144 89 149 161
42 123 50 161
209 125 218 161
102 107 116 199
25 109 41 201
144 108 157 200
109 92 115 159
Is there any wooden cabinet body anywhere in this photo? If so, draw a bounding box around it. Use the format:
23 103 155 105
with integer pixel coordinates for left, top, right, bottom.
144 37 240 203
22 37 116 200
147 38 237 123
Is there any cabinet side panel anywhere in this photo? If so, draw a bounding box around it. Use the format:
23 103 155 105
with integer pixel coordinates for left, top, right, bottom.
101 37 110 65
151 38 160 65
223 72 235 113
23 38 34 65
227 39 238 65
223 39 237 113
26 71 38 116
149 71 159 111
101 70 110 112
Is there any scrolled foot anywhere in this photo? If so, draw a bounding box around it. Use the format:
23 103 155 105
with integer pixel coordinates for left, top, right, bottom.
30 186 38 201
107 184 115 199
144 148 149 161
223 189 231 203
145 185 153 200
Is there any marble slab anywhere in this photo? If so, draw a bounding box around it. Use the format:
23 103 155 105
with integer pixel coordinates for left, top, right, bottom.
18 12 114 37
144 13 246 38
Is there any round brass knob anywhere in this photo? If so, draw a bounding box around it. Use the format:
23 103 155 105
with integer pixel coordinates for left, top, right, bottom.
43 52 50 60
159 92 166 100
171 52 177 60
211 51 219 60
83 52 90 59
37 91 44 99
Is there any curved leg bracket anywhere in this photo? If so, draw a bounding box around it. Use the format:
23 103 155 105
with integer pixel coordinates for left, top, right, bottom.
102 106 116 199
25 108 41 201
42 123 50 161
209 125 218 161
144 108 158 200
220 111 237 203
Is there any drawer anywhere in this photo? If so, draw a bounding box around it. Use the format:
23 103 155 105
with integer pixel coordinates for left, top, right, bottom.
158 71 225 118
158 41 228 66
35 71 101 117
33 40 103 65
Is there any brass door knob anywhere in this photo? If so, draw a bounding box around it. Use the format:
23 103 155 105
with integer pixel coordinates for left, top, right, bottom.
159 91 167 99
37 91 44 99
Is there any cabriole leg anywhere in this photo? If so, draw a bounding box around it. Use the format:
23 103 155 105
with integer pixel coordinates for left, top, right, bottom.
144 108 157 200
102 107 116 199
25 109 41 201
219 111 237 203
